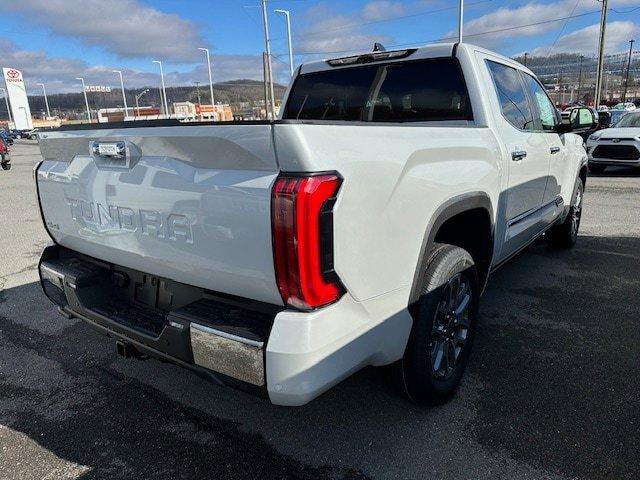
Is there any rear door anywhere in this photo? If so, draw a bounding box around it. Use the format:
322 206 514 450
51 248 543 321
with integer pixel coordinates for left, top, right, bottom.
484 60 551 259
36 124 283 305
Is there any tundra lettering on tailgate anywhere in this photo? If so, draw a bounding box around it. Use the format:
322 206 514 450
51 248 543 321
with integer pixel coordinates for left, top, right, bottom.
64 198 193 244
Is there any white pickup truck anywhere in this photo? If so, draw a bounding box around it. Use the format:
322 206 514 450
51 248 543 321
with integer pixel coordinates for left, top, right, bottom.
35 43 593 406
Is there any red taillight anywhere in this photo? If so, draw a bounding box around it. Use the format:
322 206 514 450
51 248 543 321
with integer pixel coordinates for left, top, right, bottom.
272 173 344 310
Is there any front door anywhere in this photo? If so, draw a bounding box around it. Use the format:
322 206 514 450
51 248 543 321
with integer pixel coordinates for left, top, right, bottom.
520 72 567 206
485 60 551 260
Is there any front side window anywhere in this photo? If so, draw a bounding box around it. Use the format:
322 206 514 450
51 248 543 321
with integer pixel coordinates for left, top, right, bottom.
486 61 534 131
522 73 558 131
283 58 473 123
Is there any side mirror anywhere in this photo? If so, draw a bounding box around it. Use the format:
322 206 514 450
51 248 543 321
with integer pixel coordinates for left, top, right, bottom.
555 107 597 134
570 107 597 130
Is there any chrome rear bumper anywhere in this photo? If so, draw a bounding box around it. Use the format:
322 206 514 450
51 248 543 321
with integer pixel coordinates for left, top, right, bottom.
190 323 265 386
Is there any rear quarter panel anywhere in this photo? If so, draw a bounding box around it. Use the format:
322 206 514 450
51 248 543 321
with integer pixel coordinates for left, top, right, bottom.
273 123 502 303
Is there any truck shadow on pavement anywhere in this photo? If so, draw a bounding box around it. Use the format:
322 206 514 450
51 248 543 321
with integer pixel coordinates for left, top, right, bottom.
0 235 639 480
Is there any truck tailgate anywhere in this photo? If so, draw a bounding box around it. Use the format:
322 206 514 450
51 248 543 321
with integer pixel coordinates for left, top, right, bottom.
36 124 283 305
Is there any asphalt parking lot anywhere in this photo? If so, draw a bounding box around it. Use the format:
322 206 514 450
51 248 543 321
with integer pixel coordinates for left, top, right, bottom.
1 140 639 480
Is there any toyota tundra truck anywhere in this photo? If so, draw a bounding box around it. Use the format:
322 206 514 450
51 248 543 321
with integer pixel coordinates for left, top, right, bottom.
35 43 594 406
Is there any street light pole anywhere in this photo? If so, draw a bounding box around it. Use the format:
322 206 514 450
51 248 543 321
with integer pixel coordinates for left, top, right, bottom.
152 60 169 117
577 55 584 102
135 89 149 119
0 87 13 126
594 0 608 108
260 0 276 119
113 70 128 118
75 77 91 122
36 83 51 127
623 39 635 102
262 52 269 119
458 0 464 43
558 70 564 105
195 81 202 120
198 47 215 119
275 9 294 77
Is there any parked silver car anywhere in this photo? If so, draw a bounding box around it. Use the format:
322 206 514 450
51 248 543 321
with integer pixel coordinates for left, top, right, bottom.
587 111 640 173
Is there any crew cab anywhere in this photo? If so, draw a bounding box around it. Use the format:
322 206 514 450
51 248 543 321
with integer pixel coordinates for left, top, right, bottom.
613 102 636 111
35 43 593 406
587 110 640 173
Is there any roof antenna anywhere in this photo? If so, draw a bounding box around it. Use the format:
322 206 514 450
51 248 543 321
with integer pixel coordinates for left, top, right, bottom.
373 42 386 52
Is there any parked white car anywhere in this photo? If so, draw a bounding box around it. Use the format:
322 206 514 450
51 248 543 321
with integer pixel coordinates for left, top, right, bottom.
613 102 636 111
587 110 640 173
35 43 593 406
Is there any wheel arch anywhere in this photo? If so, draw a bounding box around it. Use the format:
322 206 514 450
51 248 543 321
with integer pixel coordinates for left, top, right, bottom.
579 163 588 188
409 192 494 306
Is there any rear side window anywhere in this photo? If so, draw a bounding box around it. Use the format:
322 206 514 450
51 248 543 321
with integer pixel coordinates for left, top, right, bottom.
283 58 473 123
486 61 534 131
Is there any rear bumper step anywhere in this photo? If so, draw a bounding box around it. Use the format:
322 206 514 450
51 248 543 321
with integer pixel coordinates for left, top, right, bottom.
39 245 280 393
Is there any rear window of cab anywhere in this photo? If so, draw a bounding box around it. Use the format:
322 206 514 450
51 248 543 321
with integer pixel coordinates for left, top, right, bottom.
283 58 473 123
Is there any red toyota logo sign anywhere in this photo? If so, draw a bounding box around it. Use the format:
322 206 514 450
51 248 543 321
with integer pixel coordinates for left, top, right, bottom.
6 69 19 79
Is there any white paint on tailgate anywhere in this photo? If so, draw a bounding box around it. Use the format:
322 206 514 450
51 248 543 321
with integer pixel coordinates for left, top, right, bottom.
37 125 283 305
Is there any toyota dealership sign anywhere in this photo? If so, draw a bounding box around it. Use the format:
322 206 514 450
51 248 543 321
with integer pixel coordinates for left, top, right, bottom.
5 69 20 80
3 67 33 130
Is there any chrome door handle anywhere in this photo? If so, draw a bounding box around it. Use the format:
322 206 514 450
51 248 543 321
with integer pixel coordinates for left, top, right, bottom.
511 149 527 161
550 147 561 154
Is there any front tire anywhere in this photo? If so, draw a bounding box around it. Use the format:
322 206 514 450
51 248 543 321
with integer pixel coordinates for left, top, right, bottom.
390 243 479 405
548 177 584 249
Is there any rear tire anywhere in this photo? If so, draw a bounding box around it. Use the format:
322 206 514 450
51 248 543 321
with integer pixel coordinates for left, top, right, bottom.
548 177 583 249
388 243 479 405
589 164 606 174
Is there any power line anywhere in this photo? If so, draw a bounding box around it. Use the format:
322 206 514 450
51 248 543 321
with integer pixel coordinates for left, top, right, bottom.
610 5 640 13
544 0 582 56
281 0 495 41
290 9 604 57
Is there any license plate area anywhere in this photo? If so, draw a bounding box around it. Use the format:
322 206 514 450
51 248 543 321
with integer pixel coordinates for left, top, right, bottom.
40 245 280 337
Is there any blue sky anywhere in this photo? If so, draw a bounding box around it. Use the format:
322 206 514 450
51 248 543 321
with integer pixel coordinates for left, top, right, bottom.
0 0 638 93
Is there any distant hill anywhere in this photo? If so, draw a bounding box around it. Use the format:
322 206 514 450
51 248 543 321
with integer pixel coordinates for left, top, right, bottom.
26 80 287 117
512 51 636 85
